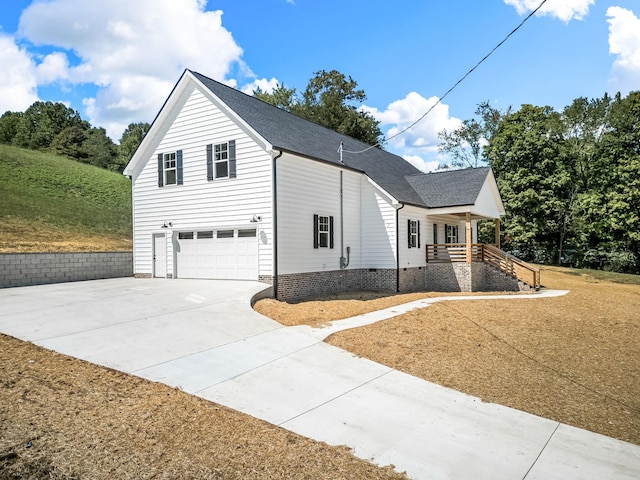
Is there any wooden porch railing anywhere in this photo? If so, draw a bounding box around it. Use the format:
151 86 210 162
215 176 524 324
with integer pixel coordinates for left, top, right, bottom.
426 243 483 263
426 243 541 290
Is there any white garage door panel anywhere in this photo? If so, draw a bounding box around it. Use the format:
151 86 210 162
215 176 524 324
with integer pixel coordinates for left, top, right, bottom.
176 229 257 280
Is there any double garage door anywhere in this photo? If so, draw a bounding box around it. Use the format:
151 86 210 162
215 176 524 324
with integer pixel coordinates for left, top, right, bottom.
175 228 258 280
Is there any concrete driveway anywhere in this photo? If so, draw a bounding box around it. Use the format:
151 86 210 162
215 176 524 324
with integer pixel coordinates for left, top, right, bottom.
1 278 639 480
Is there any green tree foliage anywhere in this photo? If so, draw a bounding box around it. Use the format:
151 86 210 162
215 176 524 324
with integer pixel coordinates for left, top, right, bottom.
0 111 23 144
254 70 383 146
12 101 86 150
438 101 508 169
483 92 640 273
51 125 89 160
83 127 116 169
254 84 297 111
114 122 150 173
486 105 570 262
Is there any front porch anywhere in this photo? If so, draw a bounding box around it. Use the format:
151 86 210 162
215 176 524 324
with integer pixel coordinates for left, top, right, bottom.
425 243 541 290
424 211 540 291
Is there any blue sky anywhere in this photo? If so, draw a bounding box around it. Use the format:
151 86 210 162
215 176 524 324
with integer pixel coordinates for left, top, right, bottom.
1 0 639 170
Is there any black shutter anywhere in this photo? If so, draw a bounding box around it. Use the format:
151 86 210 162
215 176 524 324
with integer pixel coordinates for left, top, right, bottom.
407 219 412 248
157 153 164 187
313 214 319 249
206 144 213 181
445 224 449 244
229 140 236 178
329 216 334 249
418 220 421 248
176 150 183 185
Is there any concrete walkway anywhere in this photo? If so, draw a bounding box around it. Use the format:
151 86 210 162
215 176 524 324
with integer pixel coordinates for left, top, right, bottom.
1 279 639 479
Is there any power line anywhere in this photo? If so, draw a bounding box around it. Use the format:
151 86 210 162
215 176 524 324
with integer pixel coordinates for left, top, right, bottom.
343 0 548 155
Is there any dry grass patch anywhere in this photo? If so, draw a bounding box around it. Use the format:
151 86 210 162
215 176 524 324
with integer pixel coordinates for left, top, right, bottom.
255 267 640 445
0 217 132 253
0 335 408 479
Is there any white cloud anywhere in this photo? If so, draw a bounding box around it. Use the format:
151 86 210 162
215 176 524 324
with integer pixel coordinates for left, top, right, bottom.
403 155 441 173
607 6 640 95
364 92 461 151
18 0 244 139
35 52 69 84
363 92 461 170
504 0 594 23
240 77 280 95
0 33 39 112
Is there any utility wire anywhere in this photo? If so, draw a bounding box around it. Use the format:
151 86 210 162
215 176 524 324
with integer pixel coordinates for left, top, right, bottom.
343 0 548 155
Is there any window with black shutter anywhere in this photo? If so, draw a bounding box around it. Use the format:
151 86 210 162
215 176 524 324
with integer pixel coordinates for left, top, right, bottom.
158 150 183 186
313 214 334 249
207 140 236 180
408 219 420 248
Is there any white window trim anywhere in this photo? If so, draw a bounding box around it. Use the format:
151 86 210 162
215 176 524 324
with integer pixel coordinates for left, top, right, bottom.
214 142 229 179
409 220 419 248
318 215 330 248
164 152 177 185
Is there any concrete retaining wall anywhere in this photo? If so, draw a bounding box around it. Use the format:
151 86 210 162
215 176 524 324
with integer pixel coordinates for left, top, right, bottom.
0 252 133 288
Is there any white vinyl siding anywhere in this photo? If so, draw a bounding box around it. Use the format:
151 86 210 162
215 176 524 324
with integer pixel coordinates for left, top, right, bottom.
131 85 272 278
277 153 363 274
360 179 396 268
398 205 427 268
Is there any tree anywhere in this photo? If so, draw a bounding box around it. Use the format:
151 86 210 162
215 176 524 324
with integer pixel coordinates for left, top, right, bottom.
562 95 612 190
485 104 570 262
253 70 383 146
51 125 89 160
115 122 150 173
591 91 640 272
13 101 85 150
254 84 298 112
0 111 23 145
82 127 116 169
438 101 508 169
438 118 485 169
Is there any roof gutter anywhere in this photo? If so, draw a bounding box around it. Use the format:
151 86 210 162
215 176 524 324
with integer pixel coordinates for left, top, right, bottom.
272 150 283 299
395 202 405 293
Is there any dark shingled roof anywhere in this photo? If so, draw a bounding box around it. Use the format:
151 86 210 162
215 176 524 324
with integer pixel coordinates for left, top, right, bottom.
405 167 491 208
191 70 488 208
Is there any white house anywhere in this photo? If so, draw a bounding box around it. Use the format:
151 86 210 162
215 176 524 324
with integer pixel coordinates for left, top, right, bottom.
124 70 537 301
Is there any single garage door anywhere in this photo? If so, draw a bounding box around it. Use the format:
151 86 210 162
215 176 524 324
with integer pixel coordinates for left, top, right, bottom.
176 228 258 280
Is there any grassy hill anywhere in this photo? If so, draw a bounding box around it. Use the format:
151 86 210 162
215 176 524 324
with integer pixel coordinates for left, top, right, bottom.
0 144 132 252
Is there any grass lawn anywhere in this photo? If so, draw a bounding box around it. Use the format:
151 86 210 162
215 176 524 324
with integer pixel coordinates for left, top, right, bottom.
0 144 132 252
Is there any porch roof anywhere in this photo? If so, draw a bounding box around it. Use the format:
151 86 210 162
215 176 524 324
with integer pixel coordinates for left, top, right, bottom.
405 167 490 208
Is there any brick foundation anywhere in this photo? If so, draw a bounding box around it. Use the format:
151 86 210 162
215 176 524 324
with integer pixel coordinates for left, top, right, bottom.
272 263 529 301
424 262 529 292
398 266 427 292
276 268 396 302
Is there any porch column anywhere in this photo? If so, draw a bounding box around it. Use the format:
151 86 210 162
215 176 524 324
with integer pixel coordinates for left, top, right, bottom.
466 212 472 264
494 218 501 248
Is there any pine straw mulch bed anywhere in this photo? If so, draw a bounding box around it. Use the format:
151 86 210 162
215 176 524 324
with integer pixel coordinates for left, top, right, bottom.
254 266 640 446
0 336 408 479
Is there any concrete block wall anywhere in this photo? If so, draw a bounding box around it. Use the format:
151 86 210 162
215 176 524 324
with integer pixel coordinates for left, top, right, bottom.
0 252 133 288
